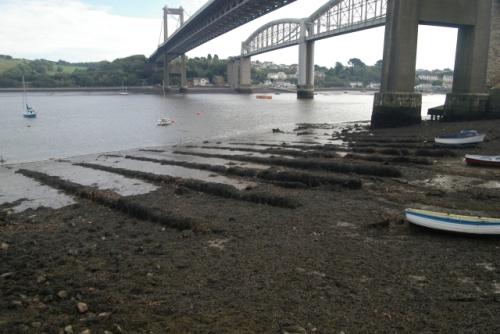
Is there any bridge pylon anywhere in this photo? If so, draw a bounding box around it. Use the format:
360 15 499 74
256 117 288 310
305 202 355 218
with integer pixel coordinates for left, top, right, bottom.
162 5 188 93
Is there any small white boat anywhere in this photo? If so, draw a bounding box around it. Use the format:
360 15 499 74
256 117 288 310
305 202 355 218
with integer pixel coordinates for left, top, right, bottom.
22 76 37 118
405 208 500 235
435 130 485 145
465 155 500 168
119 81 129 95
157 118 174 126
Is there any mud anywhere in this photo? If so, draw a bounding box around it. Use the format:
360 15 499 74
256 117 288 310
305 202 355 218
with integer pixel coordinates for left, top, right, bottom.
2 119 500 333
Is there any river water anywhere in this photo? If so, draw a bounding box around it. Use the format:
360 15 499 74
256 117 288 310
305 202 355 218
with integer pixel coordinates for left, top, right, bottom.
0 91 445 164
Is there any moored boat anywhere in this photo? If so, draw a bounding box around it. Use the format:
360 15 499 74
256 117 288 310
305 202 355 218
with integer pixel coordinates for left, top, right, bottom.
405 208 500 235
22 76 37 118
256 95 272 100
435 130 485 145
465 154 500 167
157 118 174 126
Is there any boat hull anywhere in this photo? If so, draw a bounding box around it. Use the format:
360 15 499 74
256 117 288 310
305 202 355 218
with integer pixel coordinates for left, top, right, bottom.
435 135 485 145
465 155 500 167
405 209 500 235
23 113 37 118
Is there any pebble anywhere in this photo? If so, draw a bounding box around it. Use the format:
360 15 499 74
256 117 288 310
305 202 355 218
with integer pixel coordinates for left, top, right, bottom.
11 300 23 307
1 242 9 251
77 302 89 313
57 290 69 299
64 325 74 334
80 330 91 334
98 312 112 320
104 331 113 334
36 275 47 284
31 322 42 328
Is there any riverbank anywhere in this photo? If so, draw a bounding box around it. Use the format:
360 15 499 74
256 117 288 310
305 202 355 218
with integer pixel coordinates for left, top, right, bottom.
1 119 500 333
0 86 292 95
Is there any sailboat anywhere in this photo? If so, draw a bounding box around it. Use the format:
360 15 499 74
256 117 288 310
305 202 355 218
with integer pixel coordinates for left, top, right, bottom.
119 81 129 95
22 76 37 118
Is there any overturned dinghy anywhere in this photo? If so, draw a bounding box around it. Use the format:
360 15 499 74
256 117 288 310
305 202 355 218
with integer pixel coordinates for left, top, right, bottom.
405 208 500 235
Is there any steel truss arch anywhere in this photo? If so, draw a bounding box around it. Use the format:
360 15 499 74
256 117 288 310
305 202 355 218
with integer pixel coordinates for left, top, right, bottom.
240 0 388 56
242 18 305 57
308 0 387 41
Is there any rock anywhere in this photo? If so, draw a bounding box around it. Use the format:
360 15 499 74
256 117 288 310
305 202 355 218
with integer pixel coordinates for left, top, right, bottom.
77 302 89 313
272 128 284 133
1 272 14 278
31 322 42 328
113 324 123 333
97 312 112 320
64 325 74 334
104 331 113 334
11 300 23 308
1 242 9 251
279 320 308 334
57 290 69 299
36 275 47 284
80 330 91 334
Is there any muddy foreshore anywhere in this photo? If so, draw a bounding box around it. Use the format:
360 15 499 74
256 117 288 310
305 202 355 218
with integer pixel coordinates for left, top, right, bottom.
1 119 500 334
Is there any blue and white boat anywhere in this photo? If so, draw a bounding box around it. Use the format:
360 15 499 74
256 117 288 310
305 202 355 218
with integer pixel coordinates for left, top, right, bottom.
22 76 37 118
435 130 484 145
405 208 500 235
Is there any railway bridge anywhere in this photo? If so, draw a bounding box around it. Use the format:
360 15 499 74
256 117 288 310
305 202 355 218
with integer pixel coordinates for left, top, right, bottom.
151 0 500 127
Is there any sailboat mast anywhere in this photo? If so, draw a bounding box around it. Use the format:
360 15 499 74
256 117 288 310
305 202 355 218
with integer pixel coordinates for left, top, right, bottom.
22 76 26 109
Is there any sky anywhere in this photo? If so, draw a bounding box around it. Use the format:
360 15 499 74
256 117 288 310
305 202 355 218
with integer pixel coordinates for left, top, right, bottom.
0 0 458 70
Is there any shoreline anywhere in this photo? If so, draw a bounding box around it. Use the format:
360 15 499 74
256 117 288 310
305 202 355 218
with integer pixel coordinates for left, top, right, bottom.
2 119 500 333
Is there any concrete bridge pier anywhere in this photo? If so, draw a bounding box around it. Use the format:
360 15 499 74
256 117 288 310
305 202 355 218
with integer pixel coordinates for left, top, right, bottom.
372 0 421 128
444 0 494 120
237 57 252 94
297 21 314 99
297 40 315 99
227 60 237 90
163 56 171 92
179 54 188 93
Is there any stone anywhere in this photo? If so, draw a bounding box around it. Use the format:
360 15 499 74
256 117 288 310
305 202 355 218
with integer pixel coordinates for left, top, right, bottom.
77 302 89 314
31 322 42 328
36 275 47 284
1 242 9 251
64 325 74 334
279 320 308 334
80 330 91 334
104 331 113 334
11 300 23 308
1 272 14 278
57 290 69 299
97 312 112 320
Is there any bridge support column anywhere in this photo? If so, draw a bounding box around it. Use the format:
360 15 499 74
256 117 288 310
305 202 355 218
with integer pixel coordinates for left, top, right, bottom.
227 60 239 90
488 0 500 117
297 40 315 99
488 0 500 89
179 54 188 93
237 57 252 94
371 0 421 128
444 0 493 120
163 56 171 92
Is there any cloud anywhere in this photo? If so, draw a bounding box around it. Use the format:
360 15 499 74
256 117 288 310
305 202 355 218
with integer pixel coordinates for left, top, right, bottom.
0 0 161 62
0 0 457 69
